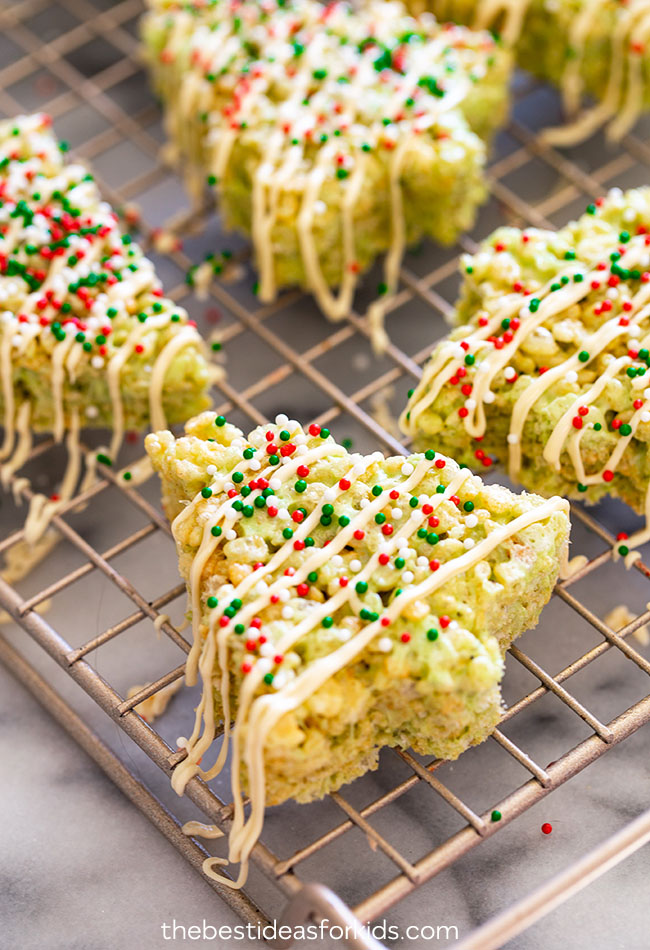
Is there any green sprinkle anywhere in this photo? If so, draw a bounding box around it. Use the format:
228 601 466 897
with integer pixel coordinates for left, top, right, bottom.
464 353 475 366
96 453 111 466
375 513 386 525
491 810 502 822
207 596 218 609
619 230 631 243
201 487 213 498
338 515 350 527
320 515 332 526
463 500 475 512
123 472 132 481
619 544 630 556
307 571 319 583
282 527 293 540
620 423 632 436
371 485 383 496
586 203 597 214
409 497 419 508
417 527 428 539
254 496 266 508
269 455 280 465
322 616 334 628
232 471 244 483
529 298 540 313
263 672 274 685
426 628 439 642
279 429 291 441
320 428 330 439
355 581 368 594
294 479 307 493
243 448 254 460
211 525 222 537
436 484 446 494
234 623 245 634
395 556 405 569
564 250 576 260
425 449 435 461
427 532 439 545
322 503 334 516
232 500 243 512
577 483 588 492
215 415 226 426
242 505 254 517
578 351 589 363
593 422 602 431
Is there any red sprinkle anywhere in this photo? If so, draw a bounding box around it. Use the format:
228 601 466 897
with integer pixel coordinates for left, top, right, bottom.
400 632 411 643
603 470 614 482
541 823 553 835
379 553 390 565
439 615 451 628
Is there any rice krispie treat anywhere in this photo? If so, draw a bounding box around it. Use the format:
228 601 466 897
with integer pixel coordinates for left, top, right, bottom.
402 186 650 559
412 0 650 143
0 113 214 472
142 0 511 348
146 410 569 887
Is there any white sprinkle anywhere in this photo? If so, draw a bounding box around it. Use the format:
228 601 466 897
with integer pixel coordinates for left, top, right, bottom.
273 671 287 689
350 559 362 572
256 658 272 675
277 508 290 520
465 398 477 410
224 482 234 492
417 555 429 567
377 637 393 653
176 737 188 749
296 445 308 456
483 391 495 404
402 570 414 583
249 459 261 470
360 498 370 508
463 537 476 549
225 529 237 541
278 588 290 602
504 366 516 381
337 629 352 642
270 477 282 490
332 554 343 566
628 325 641 337
275 413 288 425
206 464 217 475
391 508 402 520
259 642 274 658
314 200 327 214
396 536 408 549
91 355 104 369
507 433 519 445
401 462 414 476
281 606 293 619
641 411 650 423
323 488 337 502
564 370 578 384
465 514 478 528
85 405 99 419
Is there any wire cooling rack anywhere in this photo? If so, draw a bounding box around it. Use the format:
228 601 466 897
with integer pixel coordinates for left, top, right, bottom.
2 1 650 947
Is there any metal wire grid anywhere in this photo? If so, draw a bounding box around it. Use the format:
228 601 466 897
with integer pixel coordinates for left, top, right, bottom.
2 0 650 945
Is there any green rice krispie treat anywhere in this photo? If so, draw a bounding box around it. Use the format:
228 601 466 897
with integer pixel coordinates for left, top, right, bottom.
146 410 569 887
411 0 650 143
142 0 511 348
402 186 650 559
0 113 214 471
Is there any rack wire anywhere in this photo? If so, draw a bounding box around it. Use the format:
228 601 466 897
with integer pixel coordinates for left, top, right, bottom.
2 0 650 946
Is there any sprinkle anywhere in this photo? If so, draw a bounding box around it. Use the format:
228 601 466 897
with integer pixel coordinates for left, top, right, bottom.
541 823 553 835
